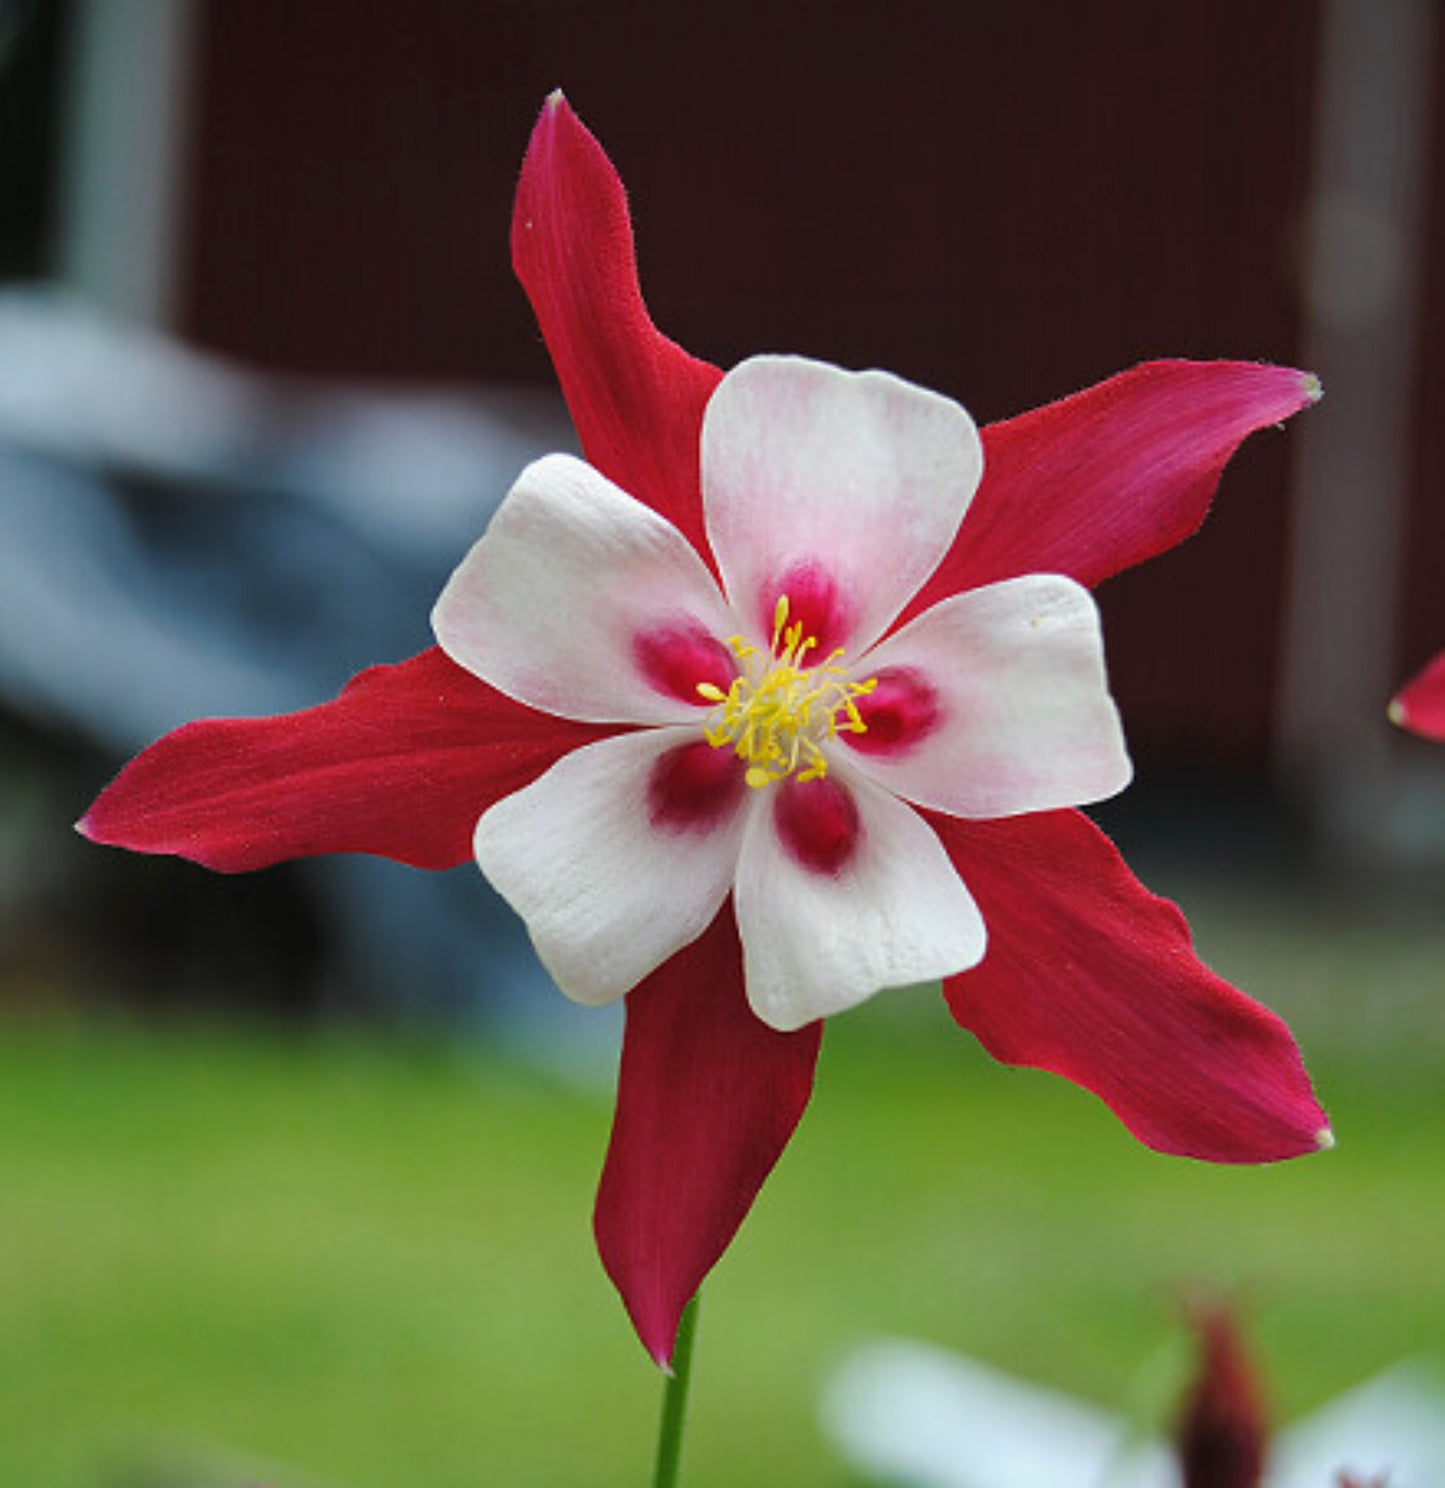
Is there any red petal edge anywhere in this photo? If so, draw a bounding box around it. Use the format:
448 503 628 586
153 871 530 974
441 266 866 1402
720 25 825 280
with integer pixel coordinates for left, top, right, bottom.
595 904 821 1367
79 647 613 872
930 809 1330 1163
902 361 1321 621
513 93 723 561
1390 648 1445 741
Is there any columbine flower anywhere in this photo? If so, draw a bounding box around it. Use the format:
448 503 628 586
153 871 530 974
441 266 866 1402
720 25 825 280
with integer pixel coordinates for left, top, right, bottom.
81 92 1329 1367
1389 650 1445 741
431 355 1131 1032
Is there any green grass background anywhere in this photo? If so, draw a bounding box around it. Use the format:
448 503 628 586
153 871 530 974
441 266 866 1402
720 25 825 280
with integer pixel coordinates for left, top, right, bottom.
2 880 1442 1486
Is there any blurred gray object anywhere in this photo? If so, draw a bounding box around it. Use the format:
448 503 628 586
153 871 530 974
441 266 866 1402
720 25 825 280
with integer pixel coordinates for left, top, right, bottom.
0 288 611 1056
0 287 566 734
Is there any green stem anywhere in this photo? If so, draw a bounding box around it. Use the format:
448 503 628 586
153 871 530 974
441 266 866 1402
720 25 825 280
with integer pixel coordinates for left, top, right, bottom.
651 1293 700 1488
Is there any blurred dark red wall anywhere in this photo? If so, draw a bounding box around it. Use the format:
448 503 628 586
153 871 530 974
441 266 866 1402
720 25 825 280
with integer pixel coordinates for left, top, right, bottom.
177 2 1442 772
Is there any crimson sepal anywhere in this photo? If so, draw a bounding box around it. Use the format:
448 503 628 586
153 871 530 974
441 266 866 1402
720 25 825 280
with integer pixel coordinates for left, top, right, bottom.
80 647 613 872
1391 649 1445 741
902 361 1320 625
931 809 1329 1162
513 93 723 563
594 904 821 1366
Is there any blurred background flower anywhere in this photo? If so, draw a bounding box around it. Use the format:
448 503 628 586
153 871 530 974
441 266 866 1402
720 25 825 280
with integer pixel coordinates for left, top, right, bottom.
821 1301 1445 1487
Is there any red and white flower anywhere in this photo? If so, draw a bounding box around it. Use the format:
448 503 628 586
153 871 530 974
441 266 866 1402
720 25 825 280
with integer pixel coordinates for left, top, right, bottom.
434 355 1130 1031
81 92 1331 1367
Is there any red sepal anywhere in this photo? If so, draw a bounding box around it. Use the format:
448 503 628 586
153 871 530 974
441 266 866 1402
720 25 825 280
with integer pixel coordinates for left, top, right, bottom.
931 809 1329 1162
513 93 723 562
80 648 612 872
594 905 821 1366
1391 648 1445 741
903 361 1320 622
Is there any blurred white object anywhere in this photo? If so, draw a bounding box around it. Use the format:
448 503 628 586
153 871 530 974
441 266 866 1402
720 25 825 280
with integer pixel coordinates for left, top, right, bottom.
0 287 570 744
0 286 563 503
1270 1366 1445 1487
822 1337 1445 1488
0 288 606 1038
823 1341 1169 1488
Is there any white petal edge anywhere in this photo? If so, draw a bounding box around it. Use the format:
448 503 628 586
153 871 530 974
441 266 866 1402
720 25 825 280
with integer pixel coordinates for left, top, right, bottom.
848 574 1133 818
433 453 735 724
474 727 749 1005
822 1340 1171 1488
733 760 986 1031
703 356 983 655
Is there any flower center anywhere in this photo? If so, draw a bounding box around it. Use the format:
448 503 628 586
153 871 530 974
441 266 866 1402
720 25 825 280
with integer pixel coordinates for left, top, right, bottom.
696 595 877 789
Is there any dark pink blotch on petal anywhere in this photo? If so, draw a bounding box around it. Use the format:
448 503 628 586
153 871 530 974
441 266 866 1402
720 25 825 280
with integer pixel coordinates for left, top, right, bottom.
79 648 614 872
928 809 1329 1162
1391 649 1445 741
766 560 853 655
845 667 942 758
512 94 722 564
633 623 736 706
648 739 746 833
900 361 1321 623
774 775 862 875
594 905 822 1366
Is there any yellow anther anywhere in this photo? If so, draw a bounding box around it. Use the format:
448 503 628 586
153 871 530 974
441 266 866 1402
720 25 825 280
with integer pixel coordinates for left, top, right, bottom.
772 594 790 642
699 595 876 789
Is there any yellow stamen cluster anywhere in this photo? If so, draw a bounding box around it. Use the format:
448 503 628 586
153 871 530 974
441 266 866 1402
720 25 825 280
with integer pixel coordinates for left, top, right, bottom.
697 596 877 789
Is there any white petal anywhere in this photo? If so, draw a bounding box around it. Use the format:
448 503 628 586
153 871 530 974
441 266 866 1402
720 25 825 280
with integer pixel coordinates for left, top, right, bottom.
849 575 1132 818
1272 1365 1445 1488
733 762 985 1030
433 453 735 724
822 1340 1173 1488
703 356 983 654
474 728 748 1005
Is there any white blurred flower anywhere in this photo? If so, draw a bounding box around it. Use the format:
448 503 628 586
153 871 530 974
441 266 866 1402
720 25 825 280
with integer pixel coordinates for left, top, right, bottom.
822 1336 1445 1488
